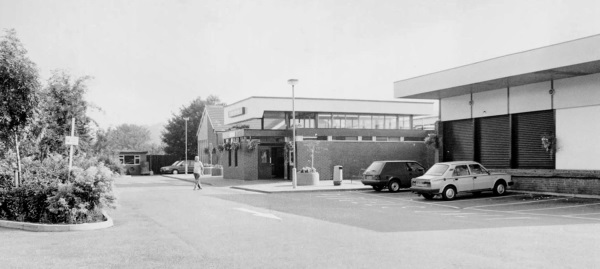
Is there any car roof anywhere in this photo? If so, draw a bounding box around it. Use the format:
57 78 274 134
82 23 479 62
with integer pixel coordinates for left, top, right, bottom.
435 161 480 165
373 160 418 163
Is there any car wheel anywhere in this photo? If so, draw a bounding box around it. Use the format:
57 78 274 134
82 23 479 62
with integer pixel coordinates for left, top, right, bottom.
422 193 434 200
388 180 401 192
493 181 507 196
442 186 456 200
372 186 383 192
172 169 178 175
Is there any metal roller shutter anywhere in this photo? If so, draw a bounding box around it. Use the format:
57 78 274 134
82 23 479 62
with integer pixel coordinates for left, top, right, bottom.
512 110 555 168
476 115 510 168
443 119 474 162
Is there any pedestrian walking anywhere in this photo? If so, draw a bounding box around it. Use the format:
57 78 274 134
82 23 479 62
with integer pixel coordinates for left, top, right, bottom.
193 156 204 190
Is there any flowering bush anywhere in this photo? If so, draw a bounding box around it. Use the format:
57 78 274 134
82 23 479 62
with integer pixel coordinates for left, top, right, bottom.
299 167 316 173
0 154 117 224
247 140 260 152
424 133 440 150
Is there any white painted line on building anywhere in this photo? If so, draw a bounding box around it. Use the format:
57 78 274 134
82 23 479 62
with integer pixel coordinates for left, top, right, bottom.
486 217 537 221
464 197 567 209
234 208 281 221
511 202 600 212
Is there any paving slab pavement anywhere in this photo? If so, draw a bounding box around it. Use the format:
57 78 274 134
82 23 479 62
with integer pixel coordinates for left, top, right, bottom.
161 174 371 193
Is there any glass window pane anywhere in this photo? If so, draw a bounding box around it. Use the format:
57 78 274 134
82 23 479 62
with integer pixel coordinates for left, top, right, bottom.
362 136 373 141
317 114 332 128
375 136 387 141
345 115 358 129
372 115 384 129
124 156 134 164
332 114 345 128
385 116 397 129
345 136 358 141
359 115 371 129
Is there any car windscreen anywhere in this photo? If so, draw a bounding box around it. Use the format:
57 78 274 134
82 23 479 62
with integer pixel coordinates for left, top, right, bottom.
171 161 181 166
365 162 385 173
425 164 449 176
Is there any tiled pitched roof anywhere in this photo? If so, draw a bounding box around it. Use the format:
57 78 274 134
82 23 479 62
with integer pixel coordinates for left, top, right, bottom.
205 105 227 131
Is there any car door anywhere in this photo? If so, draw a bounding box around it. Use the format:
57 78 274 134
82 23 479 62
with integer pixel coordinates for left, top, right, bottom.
450 164 474 192
470 164 493 190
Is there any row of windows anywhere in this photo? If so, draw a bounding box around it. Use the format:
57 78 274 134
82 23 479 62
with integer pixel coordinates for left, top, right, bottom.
119 155 141 165
302 136 423 142
292 113 412 130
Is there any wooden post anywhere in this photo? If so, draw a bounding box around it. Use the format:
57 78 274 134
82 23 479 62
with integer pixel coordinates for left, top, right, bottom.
68 118 75 172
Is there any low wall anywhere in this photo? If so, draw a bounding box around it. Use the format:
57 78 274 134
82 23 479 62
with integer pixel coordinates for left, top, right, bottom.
491 169 600 196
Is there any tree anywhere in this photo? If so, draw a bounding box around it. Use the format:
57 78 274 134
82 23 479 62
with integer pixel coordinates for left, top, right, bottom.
162 95 221 159
106 124 151 152
0 29 40 182
36 70 94 159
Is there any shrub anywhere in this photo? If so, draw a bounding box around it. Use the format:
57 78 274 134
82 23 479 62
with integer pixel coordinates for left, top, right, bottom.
0 154 117 224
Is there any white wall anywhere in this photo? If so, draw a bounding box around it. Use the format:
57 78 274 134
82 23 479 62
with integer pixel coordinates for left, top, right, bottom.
555 73 600 109
473 88 508 118
556 105 600 170
509 81 552 114
441 94 471 121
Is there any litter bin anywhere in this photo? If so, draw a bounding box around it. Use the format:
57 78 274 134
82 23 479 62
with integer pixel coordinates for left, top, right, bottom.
333 165 343 186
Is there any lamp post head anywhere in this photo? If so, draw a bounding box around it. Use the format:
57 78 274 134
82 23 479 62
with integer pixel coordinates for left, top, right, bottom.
183 117 190 121
287 79 299 86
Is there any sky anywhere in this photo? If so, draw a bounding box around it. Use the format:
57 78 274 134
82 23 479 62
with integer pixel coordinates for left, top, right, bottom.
2 0 600 129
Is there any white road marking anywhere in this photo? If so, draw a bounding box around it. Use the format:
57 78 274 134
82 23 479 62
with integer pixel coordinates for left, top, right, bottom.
234 208 281 221
440 212 480 216
464 197 567 209
564 212 600 216
512 202 600 212
486 217 537 221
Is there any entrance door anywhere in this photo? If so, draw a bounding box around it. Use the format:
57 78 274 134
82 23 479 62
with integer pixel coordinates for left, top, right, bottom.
271 147 285 179
258 146 272 179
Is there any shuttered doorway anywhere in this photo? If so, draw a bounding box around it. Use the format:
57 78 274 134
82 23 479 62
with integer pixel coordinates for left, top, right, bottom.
475 115 510 168
512 110 555 169
443 119 474 162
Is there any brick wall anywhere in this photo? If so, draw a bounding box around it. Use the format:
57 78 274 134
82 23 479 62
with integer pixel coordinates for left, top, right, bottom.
223 142 259 180
513 177 600 196
296 141 433 180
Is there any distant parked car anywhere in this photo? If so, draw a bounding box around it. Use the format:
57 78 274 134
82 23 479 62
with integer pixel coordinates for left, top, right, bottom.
361 160 426 192
410 161 513 200
160 160 194 174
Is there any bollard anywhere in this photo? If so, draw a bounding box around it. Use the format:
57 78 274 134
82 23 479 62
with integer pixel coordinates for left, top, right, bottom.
333 165 343 186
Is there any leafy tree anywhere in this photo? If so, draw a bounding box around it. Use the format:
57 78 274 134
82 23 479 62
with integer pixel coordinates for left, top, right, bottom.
162 95 221 159
0 29 40 181
106 124 150 152
36 70 94 158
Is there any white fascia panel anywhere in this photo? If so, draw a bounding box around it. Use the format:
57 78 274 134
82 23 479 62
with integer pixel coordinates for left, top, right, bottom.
441 94 471 121
473 88 508 118
554 73 600 109
509 81 552 114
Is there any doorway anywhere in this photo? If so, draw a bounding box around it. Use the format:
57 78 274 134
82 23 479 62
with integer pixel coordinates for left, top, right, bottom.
257 145 285 179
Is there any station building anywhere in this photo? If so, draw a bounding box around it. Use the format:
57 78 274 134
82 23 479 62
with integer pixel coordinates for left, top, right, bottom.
394 34 600 195
197 96 436 181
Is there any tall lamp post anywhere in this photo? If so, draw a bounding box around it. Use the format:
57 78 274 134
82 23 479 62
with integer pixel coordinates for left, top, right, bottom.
183 117 190 175
287 79 298 188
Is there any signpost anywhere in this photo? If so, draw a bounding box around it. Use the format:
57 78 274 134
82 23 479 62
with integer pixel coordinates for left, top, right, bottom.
66 118 78 172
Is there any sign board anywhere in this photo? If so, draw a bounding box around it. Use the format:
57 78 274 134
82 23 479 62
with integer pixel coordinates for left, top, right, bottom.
65 136 79 146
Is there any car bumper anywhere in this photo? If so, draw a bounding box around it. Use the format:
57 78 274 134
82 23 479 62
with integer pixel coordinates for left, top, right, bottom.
410 187 440 194
361 180 386 187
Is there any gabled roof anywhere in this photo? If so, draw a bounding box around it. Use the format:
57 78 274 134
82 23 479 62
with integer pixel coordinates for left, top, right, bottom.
205 105 227 131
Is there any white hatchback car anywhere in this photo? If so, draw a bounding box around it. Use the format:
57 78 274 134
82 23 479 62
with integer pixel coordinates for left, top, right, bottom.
410 161 513 200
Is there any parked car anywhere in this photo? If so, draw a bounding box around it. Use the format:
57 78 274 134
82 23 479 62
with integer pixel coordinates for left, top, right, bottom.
160 160 194 174
410 161 513 200
361 160 426 192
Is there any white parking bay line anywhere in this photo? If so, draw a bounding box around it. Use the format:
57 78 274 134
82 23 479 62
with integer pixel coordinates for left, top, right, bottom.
359 192 460 209
440 212 480 216
486 217 537 221
464 197 567 209
512 202 600 212
564 212 600 217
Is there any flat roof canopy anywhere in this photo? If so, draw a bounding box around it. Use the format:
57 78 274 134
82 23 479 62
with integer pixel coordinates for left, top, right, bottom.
394 34 600 99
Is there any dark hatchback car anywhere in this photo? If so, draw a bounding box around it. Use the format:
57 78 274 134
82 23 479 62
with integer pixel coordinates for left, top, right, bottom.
362 160 426 192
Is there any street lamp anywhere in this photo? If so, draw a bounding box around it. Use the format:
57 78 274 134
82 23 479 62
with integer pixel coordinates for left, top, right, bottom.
183 117 190 175
287 79 298 188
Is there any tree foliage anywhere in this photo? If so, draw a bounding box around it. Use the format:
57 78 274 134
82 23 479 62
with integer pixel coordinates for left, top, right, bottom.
162 95 222 158
35 70 95 158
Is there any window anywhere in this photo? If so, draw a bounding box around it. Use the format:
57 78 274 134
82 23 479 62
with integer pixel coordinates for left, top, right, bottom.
317 113 332 128
121 155 140 165
345 115 359 129
332 114 345 128
344 136 358 141
359 115 371 129
375 136 387 142
468 164 487 175
333 136 346 141
316 136 328 140
385 115 397 129
228 150 232 167
372 115 384 129
234 149 238 167
453 165 470 176
362 136 373 141
398 116 411 129
406 162 424 172
388 137 401 142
